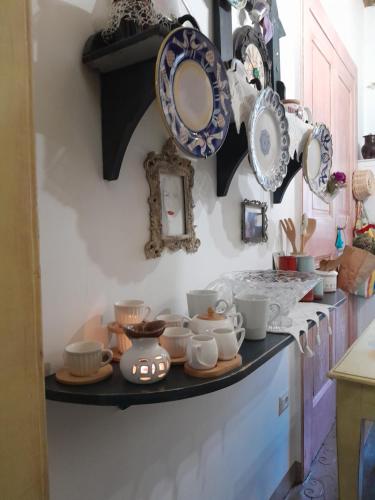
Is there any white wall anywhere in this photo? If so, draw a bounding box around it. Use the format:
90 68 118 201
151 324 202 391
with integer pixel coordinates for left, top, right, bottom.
32 1 363 499
363 7 375 135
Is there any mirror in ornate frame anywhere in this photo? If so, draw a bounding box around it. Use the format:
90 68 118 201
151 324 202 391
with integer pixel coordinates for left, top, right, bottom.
241 199 268 243
144 139 201 259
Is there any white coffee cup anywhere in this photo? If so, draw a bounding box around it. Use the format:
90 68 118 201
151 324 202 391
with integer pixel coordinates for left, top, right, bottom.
64 341 113 377
114 300 151 325
160 327 193 358
234 294 281 340
186 334 219 370
186 289 229 318
156 313 190 328
212 327 245 360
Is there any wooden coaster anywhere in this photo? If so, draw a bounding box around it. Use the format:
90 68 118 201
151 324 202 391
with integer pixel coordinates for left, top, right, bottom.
111 347 123 363
55 364 113 386
184 355 242 379
170 356 186 365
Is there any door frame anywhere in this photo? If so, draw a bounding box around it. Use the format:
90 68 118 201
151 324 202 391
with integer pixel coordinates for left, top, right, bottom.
0 1 48 498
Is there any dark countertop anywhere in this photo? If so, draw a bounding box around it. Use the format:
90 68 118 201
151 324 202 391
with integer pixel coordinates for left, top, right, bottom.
45 290 347 410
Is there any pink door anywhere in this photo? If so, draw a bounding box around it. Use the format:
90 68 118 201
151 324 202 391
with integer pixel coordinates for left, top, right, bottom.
303 0 357 258
301 0 356 478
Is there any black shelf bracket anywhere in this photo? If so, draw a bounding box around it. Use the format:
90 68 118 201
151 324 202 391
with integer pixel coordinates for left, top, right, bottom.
217 123 248 196
272 153 303 204
82 25 169 180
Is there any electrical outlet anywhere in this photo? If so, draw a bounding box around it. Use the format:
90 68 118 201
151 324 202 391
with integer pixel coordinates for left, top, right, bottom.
278 392 289 416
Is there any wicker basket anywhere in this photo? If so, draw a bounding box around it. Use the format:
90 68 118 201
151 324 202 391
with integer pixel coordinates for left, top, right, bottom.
352 169 375 201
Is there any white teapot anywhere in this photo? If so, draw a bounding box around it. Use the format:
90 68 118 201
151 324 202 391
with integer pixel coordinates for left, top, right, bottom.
189 308 243 335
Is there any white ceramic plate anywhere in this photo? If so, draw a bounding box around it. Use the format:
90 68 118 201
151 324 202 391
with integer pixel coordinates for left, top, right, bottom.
247 88 290 191
303 124 333 201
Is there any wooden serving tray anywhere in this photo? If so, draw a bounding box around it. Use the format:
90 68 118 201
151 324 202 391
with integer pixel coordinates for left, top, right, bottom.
55 364 113 386
184 355 242 379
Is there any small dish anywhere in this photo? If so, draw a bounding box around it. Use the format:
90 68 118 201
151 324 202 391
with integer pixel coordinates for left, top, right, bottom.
247 87 290 191
303 124 333 201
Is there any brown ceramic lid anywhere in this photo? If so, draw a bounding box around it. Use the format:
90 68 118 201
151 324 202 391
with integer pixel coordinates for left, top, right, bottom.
197 307 225 321
123 320 166 339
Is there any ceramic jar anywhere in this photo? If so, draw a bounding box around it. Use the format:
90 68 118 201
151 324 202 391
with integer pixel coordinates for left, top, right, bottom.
189 308 243 335
316 270 338 293
120 321 170 384
361 135 375 160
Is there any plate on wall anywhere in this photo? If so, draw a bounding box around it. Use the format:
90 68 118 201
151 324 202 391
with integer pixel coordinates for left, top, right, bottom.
247 87 290 191
303 124 333 200
155 27 232 159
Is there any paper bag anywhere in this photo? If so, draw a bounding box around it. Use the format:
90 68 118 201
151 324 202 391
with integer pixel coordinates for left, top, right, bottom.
320 246 375 294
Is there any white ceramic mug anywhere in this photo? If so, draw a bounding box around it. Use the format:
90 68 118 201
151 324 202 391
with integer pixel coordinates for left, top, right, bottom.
64 341 113 377
186 334 218 370
212 327 245 360
234 294 281 340
160 327 193 358
156 313 190 328
186 290 229 318
114 300 151 325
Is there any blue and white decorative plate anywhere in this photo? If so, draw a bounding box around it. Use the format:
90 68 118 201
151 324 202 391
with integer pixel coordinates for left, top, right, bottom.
303 124 333 202
155 27 232 159
247 87 290 191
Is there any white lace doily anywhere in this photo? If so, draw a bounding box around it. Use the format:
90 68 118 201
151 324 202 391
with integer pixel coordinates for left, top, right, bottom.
287 112 313 159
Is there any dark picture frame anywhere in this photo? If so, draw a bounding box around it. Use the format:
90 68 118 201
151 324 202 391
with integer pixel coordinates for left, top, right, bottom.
241 199 268 243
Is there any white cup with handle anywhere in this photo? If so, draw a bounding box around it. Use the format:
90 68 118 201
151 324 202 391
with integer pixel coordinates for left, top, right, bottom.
160 327 193 358
234 293 281 340
155 313 190 328
64 341 113 377
114 300 151 326
186 289 229 318
212 327 245 360
186 334 219 370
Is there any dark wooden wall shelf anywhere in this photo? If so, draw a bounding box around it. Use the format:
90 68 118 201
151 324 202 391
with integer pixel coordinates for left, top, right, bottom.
83 26 169 180
45 332 294 410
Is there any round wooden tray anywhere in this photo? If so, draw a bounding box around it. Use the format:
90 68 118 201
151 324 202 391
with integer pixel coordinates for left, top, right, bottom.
55 364 113 386
184 355 242 379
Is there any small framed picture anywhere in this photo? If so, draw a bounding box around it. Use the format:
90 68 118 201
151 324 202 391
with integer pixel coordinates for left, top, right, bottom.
241 199 268 243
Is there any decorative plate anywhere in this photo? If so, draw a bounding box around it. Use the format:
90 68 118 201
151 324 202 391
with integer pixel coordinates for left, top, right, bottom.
303 124 333 200
247 87 290 191
155 27 232 159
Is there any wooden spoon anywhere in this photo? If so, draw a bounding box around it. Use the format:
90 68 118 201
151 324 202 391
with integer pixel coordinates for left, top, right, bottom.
304 218 317 249
280 218 298 254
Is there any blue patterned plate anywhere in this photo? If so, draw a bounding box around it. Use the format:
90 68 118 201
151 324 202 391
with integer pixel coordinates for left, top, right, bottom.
303 124 333 202
155 27 232 159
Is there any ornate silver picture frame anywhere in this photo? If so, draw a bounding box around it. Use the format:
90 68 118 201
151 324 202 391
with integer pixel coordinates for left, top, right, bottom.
144 139 201 259
241 199 268 243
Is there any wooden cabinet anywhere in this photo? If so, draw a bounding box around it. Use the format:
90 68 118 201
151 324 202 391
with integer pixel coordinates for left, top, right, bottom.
301 299 349 478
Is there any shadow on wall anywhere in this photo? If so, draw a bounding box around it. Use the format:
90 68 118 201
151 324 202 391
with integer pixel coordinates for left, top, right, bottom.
47 353 285 500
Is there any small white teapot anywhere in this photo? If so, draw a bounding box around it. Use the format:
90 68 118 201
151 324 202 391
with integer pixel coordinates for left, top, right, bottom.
189 308 243 335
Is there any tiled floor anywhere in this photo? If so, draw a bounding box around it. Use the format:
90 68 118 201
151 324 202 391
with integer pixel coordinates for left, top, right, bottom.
285 424 375 499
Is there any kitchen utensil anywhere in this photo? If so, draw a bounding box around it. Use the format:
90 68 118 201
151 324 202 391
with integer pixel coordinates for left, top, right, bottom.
186 334 218 370
160 327 193 359
212 327 245 360
300 213 308 254
64 341 113 377
234 293 281 340
156 26 231 159
186 289 229 317
247 87 290 191
55 364 113 386
184 355 242 378
114 300 151 325
303 218 317 251
280 218 298 254
189 307 243 335
120 321 170 384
